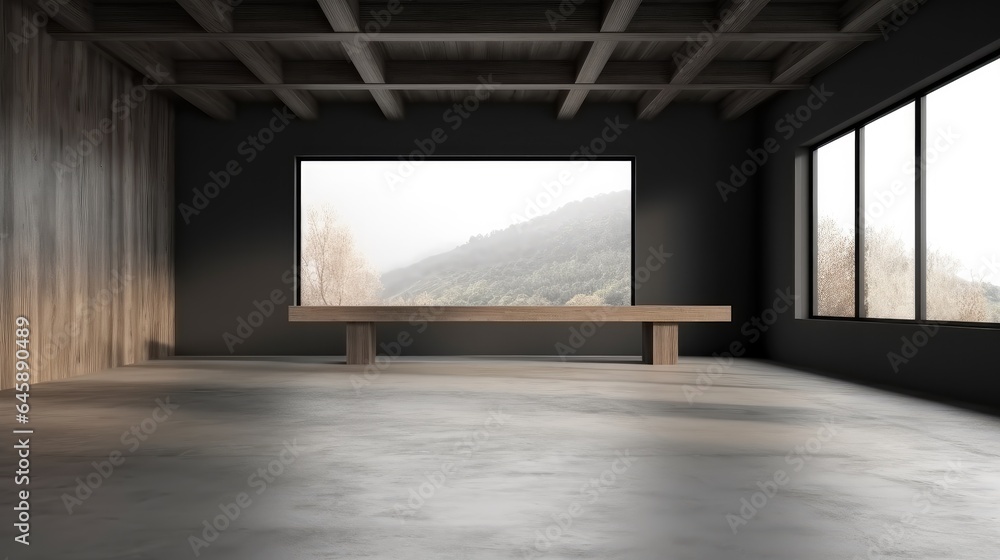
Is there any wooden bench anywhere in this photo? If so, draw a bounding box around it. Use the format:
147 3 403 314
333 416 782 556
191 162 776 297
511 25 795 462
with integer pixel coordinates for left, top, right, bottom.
288 305 731 365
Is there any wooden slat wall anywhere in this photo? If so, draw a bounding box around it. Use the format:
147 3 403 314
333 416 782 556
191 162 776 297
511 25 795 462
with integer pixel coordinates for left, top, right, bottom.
0 0 174 389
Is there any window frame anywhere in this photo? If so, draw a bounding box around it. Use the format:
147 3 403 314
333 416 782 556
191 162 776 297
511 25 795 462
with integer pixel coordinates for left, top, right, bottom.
809 52 1000 329
293 155 638 307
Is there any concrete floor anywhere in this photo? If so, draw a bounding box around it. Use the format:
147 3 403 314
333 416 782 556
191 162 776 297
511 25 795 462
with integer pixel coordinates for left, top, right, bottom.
2 357 999 559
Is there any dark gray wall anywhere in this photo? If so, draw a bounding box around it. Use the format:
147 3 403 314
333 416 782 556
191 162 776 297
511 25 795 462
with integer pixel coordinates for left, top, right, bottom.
756 0 1000 407
175 102 760 358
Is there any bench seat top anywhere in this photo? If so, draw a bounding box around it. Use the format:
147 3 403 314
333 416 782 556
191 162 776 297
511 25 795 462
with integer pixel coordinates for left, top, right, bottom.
289 305 731 323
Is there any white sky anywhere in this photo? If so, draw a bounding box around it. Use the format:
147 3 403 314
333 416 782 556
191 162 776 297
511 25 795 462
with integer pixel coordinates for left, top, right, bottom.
300 159 632 272
926 57 1000 283
817 57 1000 285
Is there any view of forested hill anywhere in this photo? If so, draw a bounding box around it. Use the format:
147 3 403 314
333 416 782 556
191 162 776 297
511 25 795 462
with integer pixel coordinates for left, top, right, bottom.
380 190 632 306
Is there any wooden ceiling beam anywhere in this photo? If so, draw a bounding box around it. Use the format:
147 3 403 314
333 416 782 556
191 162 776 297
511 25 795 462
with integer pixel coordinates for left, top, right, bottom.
720 0 907 120
170 59 779 88
62 2 846 34
51 0 94 31
176 0 317 119
316 0 403 120
637 0 771 120
176 0 231 32
166 82 804 92
50 0 234 120
556 0 643 120
49 31 880 43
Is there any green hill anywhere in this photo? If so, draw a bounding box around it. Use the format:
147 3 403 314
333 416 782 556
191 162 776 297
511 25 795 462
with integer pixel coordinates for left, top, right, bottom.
380 190 632 305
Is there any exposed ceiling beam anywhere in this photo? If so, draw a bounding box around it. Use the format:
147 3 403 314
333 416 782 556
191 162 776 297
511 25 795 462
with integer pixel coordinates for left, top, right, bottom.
50 0 234 120
176 0 231 32
45 1 853 33
637 0 771 120
176 0 317 119
167 82 803 92
169 59 786 90
51 0 94 31
557 0 643 120
316 0 403 119
841 0 910 31
720 0 907 120
48 32 881 43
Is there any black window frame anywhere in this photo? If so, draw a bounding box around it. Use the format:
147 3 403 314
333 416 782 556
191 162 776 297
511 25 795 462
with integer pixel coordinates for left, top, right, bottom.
809 52 1000 329
293 155 638 307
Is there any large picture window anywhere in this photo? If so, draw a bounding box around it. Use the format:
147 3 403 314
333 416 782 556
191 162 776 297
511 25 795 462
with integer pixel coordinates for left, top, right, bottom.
812 56 1000 325
296 157 635 307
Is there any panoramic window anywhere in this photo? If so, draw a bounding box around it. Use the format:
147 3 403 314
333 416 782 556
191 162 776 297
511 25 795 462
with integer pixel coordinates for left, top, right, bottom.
297 158 634 306
813 56 1000 325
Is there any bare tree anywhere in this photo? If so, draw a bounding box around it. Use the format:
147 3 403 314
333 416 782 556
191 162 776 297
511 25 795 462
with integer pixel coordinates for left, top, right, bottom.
817 216 992 321
927 251 990 322
816 217 856 316
864 226 915 319
301 203 383 305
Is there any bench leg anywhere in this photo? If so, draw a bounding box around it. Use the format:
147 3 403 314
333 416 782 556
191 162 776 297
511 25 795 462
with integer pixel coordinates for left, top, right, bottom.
346 322 376 365
642 323 678 365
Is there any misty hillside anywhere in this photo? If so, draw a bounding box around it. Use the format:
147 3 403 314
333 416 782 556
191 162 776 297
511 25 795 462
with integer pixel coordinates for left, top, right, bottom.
380 190 632 305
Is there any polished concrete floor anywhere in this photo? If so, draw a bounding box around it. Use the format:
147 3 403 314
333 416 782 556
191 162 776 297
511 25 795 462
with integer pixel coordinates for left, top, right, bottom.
2 357 999 559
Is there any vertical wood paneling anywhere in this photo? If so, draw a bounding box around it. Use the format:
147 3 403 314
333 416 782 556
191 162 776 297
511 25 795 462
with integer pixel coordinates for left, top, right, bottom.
1 0 174 389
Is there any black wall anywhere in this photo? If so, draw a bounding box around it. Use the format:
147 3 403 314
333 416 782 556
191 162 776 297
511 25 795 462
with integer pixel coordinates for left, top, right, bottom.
175 102 760 358
756 0 1000 407
174 0 1000 407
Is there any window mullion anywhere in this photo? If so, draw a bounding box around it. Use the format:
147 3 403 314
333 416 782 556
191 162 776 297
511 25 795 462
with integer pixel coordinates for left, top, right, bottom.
856 128 866 319
915 97 928 321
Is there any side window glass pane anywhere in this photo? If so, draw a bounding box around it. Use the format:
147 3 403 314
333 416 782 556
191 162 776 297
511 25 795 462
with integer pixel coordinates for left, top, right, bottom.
815 132 856 317
926 58 1000 323
863 102 916 319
